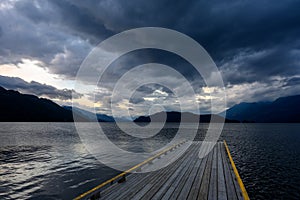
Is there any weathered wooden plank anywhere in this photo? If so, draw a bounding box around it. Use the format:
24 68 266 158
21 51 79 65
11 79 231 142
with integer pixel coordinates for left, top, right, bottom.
151 143 200 200
217 142 228 200
208 146 218 200
176 155 203 199
141 142 190 173
101 145 194 199
220 142 238 200
177 142 207 200
133 143 199 200
100 172 145 197
80 142 247 200
106 143 197 200
187 142 210 200
198 144 214 200
167 148 201 200
130 184 153 200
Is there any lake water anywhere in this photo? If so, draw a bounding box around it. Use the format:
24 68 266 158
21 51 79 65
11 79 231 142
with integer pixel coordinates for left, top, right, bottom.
0 123 299 199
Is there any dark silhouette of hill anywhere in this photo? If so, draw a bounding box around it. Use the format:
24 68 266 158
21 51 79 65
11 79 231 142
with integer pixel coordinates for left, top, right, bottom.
134 111 239 123
0 86 87 122
223 95 300 122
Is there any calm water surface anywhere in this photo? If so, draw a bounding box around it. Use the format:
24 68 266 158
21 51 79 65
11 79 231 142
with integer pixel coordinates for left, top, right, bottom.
0 123 299 199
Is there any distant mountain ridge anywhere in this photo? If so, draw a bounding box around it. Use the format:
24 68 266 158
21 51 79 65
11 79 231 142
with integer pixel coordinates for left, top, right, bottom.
0 86 119 122
1 86 299 123
63 106 115 122
134 111 239 123
0 86 85 122
223 95 300 122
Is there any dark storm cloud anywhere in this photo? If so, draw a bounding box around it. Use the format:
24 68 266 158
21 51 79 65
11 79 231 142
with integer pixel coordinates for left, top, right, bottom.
49 0 193 32
96 49 205 97
14 1 53 24
3 1 300 73
0 75 82 100
220 45 300 85
47 0 300 87
47 1 300 53
284 77 300 87
44 0 113 43
0 0 94 78
136 85 156 94
135 84 174 96
129 96 145 104
129 84 176 105
0 0 299 105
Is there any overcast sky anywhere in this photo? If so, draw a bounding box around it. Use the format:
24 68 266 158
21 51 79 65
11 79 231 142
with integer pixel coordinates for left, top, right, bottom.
0 0 299 117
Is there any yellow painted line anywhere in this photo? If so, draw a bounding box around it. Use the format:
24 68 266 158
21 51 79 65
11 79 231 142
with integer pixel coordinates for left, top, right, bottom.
224 140 250 200
74 140 186 200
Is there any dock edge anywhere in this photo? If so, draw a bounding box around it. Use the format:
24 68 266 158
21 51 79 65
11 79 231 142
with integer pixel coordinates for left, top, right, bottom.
74 140 186 200
224 140 250 200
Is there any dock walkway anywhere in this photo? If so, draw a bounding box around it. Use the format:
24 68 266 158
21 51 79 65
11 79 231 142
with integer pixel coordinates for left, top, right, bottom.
75 141 249 200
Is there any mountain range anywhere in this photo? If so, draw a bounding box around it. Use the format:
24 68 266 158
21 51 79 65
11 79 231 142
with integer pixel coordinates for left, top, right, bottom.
0 86 299 122
134 111 239 123
63 106 115 122
0 86 83 122
0 86 124 122
222 95 300 123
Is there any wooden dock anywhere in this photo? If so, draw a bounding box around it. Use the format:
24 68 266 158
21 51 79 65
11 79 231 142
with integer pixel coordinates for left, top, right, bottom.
75 141 249 200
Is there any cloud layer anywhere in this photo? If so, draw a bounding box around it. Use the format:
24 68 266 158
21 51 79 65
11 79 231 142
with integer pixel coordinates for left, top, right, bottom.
0 75 82 100
0 0 299 114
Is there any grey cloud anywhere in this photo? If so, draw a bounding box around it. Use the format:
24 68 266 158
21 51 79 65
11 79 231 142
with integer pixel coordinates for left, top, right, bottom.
220 46 300 85
0 75 82 100
14 1 54 24
54 0 193 33
49 0 300 58
136 85 156 94
129 96 145 104
284 77 300 87
71 0 300 88
130 84 175 105
2 0 300 83
136 84 174 96
0 0 299 112
0 0 94 78
46 0 113 43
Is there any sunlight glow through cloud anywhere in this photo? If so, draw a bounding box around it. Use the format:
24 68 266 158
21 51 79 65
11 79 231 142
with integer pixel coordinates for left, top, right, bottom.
0 58 75 90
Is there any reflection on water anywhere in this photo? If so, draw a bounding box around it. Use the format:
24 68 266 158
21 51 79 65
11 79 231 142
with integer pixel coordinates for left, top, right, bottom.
0 123 300 199
0 123 118 199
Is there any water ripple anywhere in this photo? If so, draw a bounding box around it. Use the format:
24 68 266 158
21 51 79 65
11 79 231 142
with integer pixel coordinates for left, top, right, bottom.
0 123 300 199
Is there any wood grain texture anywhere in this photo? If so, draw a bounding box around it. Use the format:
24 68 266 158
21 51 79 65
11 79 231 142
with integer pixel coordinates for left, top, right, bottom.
84 142 246 200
